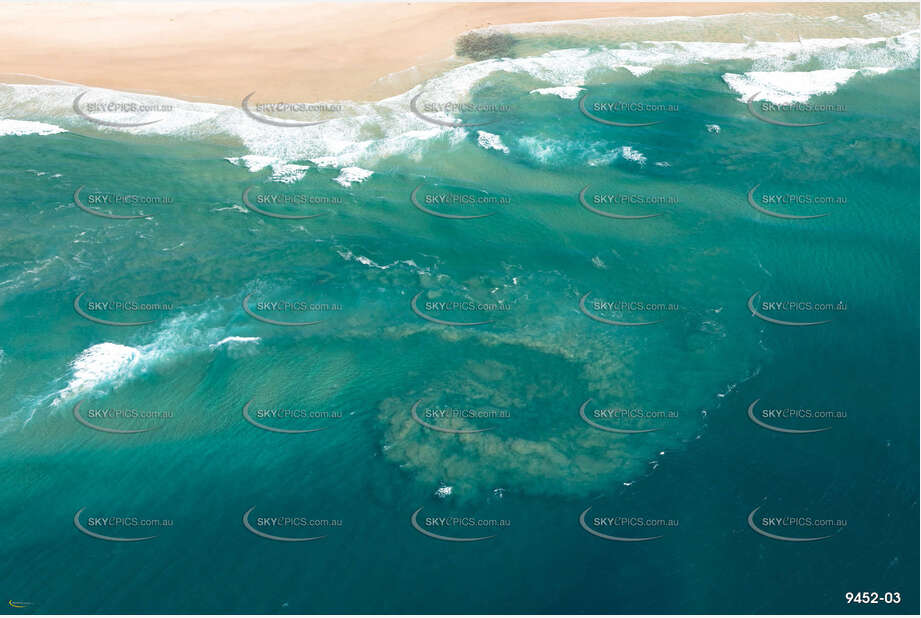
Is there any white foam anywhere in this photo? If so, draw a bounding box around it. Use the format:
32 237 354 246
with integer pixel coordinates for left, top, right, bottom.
0 256 64 296
722 69 852 104
269 163 310 184
622 65 655 77
517 136 557 163
587 147 651 167
518 135 648 167
226 155 276 172
51 342 141 406
529 86 584 99
0 118 66 136
618 146 647 166
706 124 721 134
225 156 310 183
721 68 891 104
434 485 453 498
476 130 509 153
211 204 248 213
48 309 232 406
210 336 261 349
0 26 914 170
333 166 373 187
336 248 427 274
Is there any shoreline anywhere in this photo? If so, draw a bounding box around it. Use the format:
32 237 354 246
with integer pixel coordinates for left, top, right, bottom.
0 2 907 105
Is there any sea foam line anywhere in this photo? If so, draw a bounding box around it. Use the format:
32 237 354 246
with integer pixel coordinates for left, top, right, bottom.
1 27 915 171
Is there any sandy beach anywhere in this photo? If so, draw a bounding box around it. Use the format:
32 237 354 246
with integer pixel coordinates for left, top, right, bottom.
0 2 907 104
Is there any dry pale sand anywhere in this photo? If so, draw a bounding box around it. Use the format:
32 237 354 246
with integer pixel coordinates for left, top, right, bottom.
0 2 899 104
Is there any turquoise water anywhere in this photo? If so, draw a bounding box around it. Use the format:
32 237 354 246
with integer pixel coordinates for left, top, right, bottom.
1 16 919 614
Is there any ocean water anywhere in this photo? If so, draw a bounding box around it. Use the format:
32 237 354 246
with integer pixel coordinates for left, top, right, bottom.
0 10 918 614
